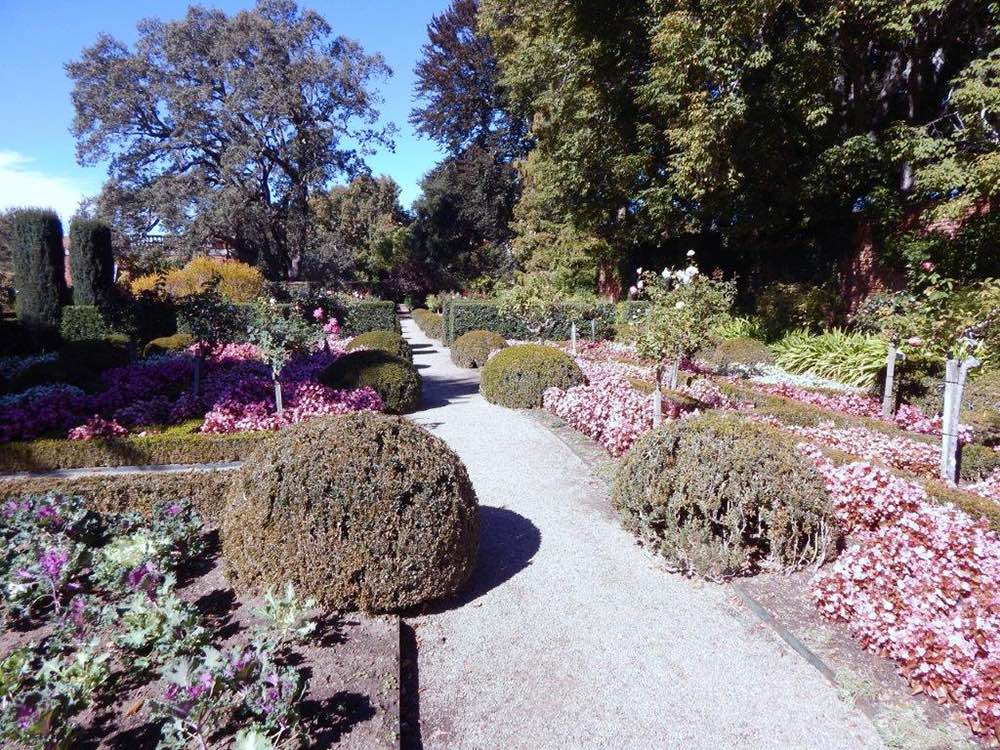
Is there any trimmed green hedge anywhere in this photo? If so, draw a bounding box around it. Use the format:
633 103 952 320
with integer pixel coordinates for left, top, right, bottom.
347 330 413 362
442 299 616 345
452 330 507 369
613 413 838 579
221 413 479 612
0 426 269 472
342 300 399 336
320 349 422 414
412 308 444 340
60 305 111 342
480 344 585 408
0 468 238 525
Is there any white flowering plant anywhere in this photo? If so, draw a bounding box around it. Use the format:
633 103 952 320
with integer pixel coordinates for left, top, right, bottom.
633 256 735 383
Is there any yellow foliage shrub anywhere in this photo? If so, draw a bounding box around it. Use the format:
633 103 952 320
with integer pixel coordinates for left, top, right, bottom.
130 257 264 303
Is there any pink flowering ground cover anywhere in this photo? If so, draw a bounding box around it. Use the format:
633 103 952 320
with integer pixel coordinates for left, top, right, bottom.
804 447 1000 741
755 382 972 441
0 334 383 443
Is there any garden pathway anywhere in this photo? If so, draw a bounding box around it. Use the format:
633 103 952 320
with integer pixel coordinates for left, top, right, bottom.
401 315 884 750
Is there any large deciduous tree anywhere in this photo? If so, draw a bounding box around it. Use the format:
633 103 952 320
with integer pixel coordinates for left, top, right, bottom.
408 0 527 294
481 0 1000 294
308 174 411 289
67 0 393 280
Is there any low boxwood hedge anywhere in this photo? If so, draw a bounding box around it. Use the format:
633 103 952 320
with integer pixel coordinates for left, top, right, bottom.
451 330 507 369
221 413 479 611
347 330 413 362
443 299 616 345
0 467 238 525
320 349 422 414
0 425 268 472
342 300 399 336
412 309 443 340
480 344 585 408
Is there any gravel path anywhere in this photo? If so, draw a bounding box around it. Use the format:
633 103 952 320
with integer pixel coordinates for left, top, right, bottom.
402 316 884 750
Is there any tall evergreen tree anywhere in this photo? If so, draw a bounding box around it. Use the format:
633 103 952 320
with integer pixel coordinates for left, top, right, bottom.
10 209 66 343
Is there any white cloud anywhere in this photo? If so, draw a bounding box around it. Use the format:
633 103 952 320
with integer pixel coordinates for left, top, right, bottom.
0 151 90 222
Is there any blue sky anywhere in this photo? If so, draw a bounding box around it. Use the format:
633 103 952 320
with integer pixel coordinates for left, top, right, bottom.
0 0 449 220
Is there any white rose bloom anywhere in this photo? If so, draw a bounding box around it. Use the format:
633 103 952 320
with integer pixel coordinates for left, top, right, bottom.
661 268 671 279
687 249 696 257
675 301 685 310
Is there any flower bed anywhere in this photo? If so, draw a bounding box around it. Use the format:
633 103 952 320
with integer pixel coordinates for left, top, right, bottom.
0 492 393 747
0 335 384 451
805 449 1000 741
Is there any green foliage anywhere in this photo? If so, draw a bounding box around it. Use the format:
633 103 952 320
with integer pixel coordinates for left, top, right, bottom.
177 288 248 351
452 330 508 368
68 219 114 309
481 0 1000 292
612 413 838 580
347 330 413 362
634 265 735 365
143 333 195 358
773 329 888 389
319 349 422 414
480 344 585 408
221 413 480 611
756 283 842 340
959 443 1000 483
59 305 110 343
713 315 768 341
10 209 66 344
412 308 444 340
247 301 322 381
341 299 400 336
703 337 774 376
962 370 1000 444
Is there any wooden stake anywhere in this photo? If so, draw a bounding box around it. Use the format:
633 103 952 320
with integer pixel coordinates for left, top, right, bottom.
652 386 662 427
571 322 577 356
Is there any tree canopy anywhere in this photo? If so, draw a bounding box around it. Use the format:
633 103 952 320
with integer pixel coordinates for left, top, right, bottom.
68 0 393 280
480 0 1000 292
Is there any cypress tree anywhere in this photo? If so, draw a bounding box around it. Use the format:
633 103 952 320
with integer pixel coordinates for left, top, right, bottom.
10 208 66 343
69 218 114 308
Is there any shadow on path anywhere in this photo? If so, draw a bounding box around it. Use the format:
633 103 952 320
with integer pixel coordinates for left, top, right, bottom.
418 373 481 409
410 506 541 617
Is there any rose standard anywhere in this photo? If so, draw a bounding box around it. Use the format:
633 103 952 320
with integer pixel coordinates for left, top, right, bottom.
634 254 735 392
247 302 323 415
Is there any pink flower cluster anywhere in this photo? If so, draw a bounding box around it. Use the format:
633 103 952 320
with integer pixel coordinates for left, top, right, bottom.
756 382 972 441
807 450 1000 740
201 382 382 433
969 467 1000 503
772 420 940 476
543 360 709 456
67 415 129 441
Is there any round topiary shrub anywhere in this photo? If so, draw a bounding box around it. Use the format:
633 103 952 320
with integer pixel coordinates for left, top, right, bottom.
480 344 585 408
452 330 508 369
320 349 422 414
703 337 774 375
347 330 413 362
143 333 195 358
611 412 838 580
221 412 479 611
